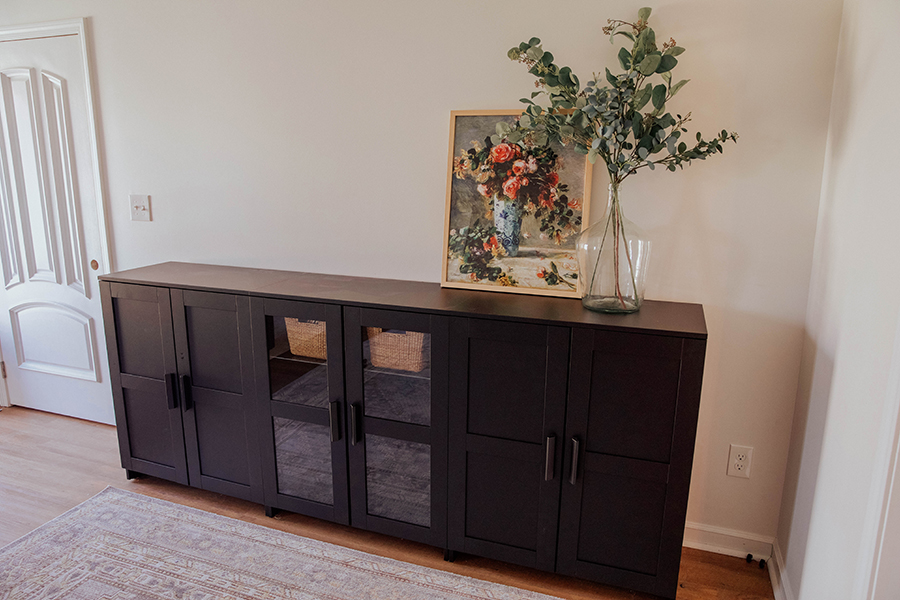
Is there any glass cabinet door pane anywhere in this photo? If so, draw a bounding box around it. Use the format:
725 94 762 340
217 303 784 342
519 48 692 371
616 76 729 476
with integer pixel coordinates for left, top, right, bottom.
362 328 430 425
267 317 329 407
273 417 333 505
365 434 430 527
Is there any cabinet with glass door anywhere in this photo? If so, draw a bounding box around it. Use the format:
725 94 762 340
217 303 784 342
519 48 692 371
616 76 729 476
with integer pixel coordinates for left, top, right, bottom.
250 297 349 523
343 307 448 548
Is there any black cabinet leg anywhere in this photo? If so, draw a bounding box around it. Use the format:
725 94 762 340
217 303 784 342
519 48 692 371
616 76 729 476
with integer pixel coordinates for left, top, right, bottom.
444 549 457 562
125 469 139 480
265 506 278 518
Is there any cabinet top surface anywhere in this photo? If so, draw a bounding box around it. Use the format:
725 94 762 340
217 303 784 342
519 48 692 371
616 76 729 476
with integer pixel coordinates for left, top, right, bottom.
101 262 707 338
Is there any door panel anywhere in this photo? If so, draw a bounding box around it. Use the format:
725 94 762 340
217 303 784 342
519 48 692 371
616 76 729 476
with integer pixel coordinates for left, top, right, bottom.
463 440 542 550
0 23 112 423
448 317 568 571
251 297 349 524
364 434 431 527
273 416 335 505
585 331 683 463
558 328 704 600
172 289 262 503
344 307 448 547
101 282 186 484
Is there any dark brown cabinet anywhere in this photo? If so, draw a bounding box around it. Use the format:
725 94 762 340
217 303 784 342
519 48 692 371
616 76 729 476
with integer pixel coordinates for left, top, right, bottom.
249 297 350 523
101 282 264 504
556 328 705 598
448 318 568 572
344 308 449 547
100 262 706 600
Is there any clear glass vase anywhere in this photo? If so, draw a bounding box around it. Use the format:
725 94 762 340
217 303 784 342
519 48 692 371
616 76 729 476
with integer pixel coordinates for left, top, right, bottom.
576 182 651 313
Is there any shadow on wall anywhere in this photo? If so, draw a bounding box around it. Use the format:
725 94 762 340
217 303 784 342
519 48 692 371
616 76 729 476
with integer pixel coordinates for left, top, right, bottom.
775 3 861 590
777 330 837 588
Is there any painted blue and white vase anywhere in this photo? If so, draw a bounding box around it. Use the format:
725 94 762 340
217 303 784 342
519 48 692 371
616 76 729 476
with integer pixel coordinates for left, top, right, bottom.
493 196 523 257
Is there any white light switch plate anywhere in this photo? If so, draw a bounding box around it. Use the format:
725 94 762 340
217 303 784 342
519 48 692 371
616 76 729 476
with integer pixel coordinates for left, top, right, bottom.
130 194 151 221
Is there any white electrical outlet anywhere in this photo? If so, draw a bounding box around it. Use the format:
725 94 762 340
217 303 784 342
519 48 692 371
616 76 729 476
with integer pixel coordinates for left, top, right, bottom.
130 194 151 221
727 444 753 478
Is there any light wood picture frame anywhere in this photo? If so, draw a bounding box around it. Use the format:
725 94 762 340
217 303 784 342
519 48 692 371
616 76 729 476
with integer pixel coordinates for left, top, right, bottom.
441 110 593 298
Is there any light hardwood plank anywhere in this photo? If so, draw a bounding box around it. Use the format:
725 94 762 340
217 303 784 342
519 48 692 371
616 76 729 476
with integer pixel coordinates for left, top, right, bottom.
0 406 774 600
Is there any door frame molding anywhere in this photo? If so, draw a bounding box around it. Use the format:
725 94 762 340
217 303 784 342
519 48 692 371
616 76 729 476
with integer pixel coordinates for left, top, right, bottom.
0 17 112 275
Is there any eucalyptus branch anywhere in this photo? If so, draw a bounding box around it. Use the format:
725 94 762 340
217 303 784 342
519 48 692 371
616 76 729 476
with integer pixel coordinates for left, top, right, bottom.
506 6 737 184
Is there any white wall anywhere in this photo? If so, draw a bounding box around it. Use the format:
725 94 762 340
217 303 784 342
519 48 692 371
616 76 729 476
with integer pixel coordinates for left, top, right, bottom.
776 0 900 597
0 0 843 543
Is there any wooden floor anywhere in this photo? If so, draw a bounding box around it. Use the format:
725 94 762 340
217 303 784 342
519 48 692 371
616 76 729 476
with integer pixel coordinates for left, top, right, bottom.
0 406 774 600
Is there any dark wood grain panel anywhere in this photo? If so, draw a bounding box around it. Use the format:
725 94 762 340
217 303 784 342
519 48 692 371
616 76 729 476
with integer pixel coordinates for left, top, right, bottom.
100 262 707 338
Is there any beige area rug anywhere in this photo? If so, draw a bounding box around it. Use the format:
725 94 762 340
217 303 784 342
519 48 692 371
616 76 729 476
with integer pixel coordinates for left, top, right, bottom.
0 487 562 599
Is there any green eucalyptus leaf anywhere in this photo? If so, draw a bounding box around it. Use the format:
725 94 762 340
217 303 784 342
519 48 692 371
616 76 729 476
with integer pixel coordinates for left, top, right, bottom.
520 114 532 128
670 79 689 97
518 42 530 51
638 7 652 21
508 48 521 60
639 54 662 76
520 98 534 105
678 142 687 153
531 91 542 98
528 37 541 46
634 84 653 111
656 54 677 73
588 148 600 163
559 125 575 137
591 137 602 149
526 47 543 61
575 97 587 109
667 137 677 154
617 47 632 70
605 68 617 86
638 147 649 159
651 84 667 109
508 131 523 143
663 46 686 57
661 71 672 85
496 121 512 136
541 52 554 66
632 114 643 138
534 131 549 146
490 134 502 145
615 31 636 42
544 74 559 87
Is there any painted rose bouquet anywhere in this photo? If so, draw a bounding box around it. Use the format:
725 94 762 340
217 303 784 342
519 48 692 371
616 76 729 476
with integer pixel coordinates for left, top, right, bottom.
452 135 580 248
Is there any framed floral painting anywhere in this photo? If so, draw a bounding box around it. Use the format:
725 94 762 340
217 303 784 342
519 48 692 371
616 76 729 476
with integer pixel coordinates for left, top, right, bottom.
441 110 593 298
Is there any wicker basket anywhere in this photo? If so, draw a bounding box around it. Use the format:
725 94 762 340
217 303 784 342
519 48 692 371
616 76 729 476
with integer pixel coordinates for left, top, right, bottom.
365 328 426 372
284 318 327 359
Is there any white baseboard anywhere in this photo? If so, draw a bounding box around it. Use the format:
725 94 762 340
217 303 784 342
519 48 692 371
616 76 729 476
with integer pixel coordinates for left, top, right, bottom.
683 521 774 560
768 539 795 600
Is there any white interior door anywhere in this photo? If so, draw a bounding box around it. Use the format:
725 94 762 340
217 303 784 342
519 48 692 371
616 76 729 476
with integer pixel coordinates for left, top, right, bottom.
0 19 113 424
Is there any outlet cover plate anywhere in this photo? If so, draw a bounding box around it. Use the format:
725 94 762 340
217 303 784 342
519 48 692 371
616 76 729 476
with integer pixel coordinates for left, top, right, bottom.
727 444 753 478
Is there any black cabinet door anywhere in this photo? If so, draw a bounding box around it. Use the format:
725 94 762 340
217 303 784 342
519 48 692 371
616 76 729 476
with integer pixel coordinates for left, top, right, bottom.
558 328 705 600
101 282 187 485
448 318 569 571
250 297 349 524
170 289 263 504
343 307 448 547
